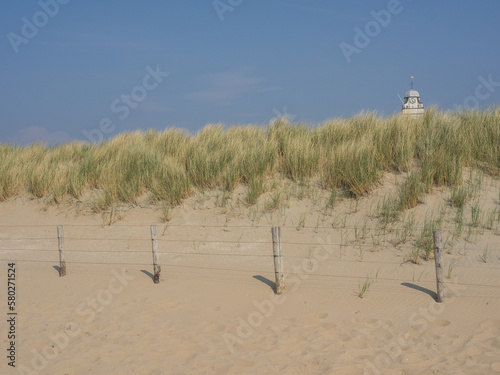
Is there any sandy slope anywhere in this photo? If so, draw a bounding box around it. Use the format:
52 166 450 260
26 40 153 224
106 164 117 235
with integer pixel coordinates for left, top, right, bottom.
1 175 500 374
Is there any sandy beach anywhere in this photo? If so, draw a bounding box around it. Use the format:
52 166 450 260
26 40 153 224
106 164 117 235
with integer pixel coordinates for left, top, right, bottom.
1 172 500 375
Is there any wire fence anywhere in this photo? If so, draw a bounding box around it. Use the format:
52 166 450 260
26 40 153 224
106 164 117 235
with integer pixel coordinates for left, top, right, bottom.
1 223 499 293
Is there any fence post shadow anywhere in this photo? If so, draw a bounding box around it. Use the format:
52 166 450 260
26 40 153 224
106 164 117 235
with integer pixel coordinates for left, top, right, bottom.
401 282 438 301
253 275 276 293
141 270 155 282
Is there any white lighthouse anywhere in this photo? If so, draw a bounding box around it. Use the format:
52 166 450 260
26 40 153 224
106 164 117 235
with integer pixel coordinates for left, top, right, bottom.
401 77 424 117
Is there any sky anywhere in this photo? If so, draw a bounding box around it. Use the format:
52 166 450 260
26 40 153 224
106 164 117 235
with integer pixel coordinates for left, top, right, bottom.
1 0 500 145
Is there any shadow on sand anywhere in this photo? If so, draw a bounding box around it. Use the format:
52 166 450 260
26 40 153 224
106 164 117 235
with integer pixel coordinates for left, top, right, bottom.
401 282 438 301
253 275 276 293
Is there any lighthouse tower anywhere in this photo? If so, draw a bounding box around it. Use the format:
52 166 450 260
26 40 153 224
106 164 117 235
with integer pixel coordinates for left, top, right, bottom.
401 77 424 117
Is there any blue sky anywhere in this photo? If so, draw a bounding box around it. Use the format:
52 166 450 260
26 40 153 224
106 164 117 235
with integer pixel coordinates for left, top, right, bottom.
1 0 500 144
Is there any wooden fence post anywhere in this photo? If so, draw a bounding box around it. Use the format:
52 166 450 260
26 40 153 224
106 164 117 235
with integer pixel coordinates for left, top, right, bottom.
150 225 161 284
272 227 285 295
57 225 66 277
433 230 445 302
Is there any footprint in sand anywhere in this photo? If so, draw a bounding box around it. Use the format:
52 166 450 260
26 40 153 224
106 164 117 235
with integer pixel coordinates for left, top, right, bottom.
444 332 459 340
345 336 369 349
286 348 308 358
466 344 487 357
351 316 379 326
479 320 500 333
271 324 292 333
204 322 226 333
164 300 184 310
404 331 426 346
302 312 329 322
371 327 393 340
320 322 338 330
490 337 500 350
428 318 451 327
351 317 393 331
336 331 353 342
401 353 429 364
491 362 500 372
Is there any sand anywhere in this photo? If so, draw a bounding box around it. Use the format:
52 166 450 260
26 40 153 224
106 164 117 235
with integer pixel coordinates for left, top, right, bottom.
1 174 500 374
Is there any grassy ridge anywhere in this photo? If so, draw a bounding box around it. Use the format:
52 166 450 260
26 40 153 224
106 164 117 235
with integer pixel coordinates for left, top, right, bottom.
0 108 499 211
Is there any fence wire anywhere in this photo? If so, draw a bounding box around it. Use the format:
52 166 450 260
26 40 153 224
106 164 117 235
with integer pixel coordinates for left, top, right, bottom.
1 224 499 291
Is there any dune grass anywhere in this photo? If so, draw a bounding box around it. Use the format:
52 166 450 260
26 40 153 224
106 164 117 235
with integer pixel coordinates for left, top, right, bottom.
1 108 500 212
